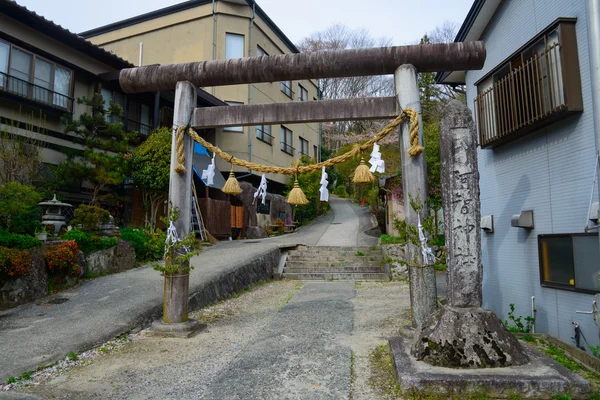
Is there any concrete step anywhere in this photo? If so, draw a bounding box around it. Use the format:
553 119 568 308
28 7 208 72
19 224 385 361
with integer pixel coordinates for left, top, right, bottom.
282 272 389 281
285 260 386 269
284 266 386 274
295 246 378 252
286 254 385 262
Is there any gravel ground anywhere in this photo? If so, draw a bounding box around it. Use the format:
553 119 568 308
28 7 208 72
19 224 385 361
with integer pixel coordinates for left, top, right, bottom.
6 280 411 400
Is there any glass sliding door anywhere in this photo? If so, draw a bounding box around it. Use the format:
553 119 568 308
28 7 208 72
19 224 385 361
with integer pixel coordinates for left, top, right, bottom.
34 58 52 104
53 67 71 109
0 42 9 88
9 48 32 97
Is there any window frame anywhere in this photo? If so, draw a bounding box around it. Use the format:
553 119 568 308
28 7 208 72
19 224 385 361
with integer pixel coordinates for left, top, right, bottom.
299 136 309 156
0 38 74 111
256 45 269 57
298 84 308 102
224 101 244 132
225 33 245 60
256 124 273 145
280 80 293 98
474 18 582 148
280 125 294 155
538 233 600 294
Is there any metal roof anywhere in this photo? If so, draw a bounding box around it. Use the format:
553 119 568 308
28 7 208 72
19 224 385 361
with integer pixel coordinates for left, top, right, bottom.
1 0 135 70
79 0 300 54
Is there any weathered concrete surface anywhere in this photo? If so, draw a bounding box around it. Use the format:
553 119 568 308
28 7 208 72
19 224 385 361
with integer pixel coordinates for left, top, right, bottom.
391 335 590 398
84 241 136 276
118 41 486 93
193 97 398 128
396 64 436 328
0 242 279 383
8 281 412 400
381 244 407 278
412 100 528 368
0 250 47 310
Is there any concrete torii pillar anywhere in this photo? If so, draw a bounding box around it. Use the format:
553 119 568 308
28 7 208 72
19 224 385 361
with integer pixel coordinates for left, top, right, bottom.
150 80 203 337
395 65 437 328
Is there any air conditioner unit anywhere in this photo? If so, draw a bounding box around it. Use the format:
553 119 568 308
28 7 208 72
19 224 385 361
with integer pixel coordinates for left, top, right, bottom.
590 202 599 224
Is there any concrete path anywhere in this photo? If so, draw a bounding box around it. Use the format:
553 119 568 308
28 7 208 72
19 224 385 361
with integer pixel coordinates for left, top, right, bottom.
8 280 412 400
0 197 378 383
316 197 378 247
198 281 354 399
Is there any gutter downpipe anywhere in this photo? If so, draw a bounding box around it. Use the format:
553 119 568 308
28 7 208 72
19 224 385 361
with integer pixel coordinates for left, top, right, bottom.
247 1 255 168
211 0 217 95
586 0 600 252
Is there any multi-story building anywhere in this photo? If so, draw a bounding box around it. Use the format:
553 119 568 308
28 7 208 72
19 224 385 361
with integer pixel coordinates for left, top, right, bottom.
0 0 224 224
438 0 600 346
80 0 321 192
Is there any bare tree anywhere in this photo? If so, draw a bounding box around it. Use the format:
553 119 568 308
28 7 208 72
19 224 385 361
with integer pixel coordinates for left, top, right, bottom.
297 25 395 152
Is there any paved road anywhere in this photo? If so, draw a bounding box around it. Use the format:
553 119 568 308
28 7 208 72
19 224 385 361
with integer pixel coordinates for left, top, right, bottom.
0 196 378 384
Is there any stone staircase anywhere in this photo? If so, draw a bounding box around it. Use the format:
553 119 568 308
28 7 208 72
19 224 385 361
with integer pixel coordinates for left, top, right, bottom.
282 246 389 281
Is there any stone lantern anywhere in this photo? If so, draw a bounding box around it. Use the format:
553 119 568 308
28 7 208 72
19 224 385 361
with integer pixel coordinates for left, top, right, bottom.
39 194 73 236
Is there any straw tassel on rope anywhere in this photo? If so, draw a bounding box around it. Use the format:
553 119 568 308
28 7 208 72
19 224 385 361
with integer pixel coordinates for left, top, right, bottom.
287 177 309 205
222 168 242 195
353 158 375 184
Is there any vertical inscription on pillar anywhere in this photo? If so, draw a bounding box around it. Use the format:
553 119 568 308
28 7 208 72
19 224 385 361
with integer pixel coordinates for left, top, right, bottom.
440 101 482 308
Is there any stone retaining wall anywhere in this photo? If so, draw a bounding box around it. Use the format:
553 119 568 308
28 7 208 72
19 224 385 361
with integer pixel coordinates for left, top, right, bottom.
188 248 279 310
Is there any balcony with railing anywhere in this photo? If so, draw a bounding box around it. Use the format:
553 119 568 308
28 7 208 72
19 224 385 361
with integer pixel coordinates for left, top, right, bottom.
105 115 152 136
0 72 74 112
280 141 295 156
475 38 582 148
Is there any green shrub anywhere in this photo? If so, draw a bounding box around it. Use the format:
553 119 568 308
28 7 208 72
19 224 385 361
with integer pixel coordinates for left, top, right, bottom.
379 234 406 245
0 183 41 235
62 229 117 255
333 185 349 198
0 229 40 249
43 240 80 276
0 246 32 285
70 204 110 231
120 227 165 261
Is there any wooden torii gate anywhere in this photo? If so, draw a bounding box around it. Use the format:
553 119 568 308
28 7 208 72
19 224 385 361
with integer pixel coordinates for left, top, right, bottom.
117 41 486 335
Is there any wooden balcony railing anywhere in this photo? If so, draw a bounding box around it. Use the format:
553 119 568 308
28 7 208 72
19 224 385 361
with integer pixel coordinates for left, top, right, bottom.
475 42 580 148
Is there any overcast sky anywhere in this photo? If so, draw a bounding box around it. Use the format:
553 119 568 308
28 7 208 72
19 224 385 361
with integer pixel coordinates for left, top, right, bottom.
15 0 473 46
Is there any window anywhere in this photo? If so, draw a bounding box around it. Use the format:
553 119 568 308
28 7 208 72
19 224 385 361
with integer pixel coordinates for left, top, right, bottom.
256 124 272 145
281 80 293 98
101 88 152 135
225 33 244 60
538 233 600 293
224 101 243 132
0 40 73 110
298 84 308 101
257 45 268 57
474 19 582 148
299 137 309 156
313 145 318 161
280 126 294 155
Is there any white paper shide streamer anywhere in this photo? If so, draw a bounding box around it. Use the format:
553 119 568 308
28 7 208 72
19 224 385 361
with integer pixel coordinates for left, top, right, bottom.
418 214 436 265
201 154 216 186
319 166 329 202
253 173 268 205
164 221 190 258
369 142 385 173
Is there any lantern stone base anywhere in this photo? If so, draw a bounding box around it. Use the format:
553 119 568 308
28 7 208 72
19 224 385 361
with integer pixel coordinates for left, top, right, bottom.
148 319 206 338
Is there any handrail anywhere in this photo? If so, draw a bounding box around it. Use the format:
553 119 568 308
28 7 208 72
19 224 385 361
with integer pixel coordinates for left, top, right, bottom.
0 71 73 112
